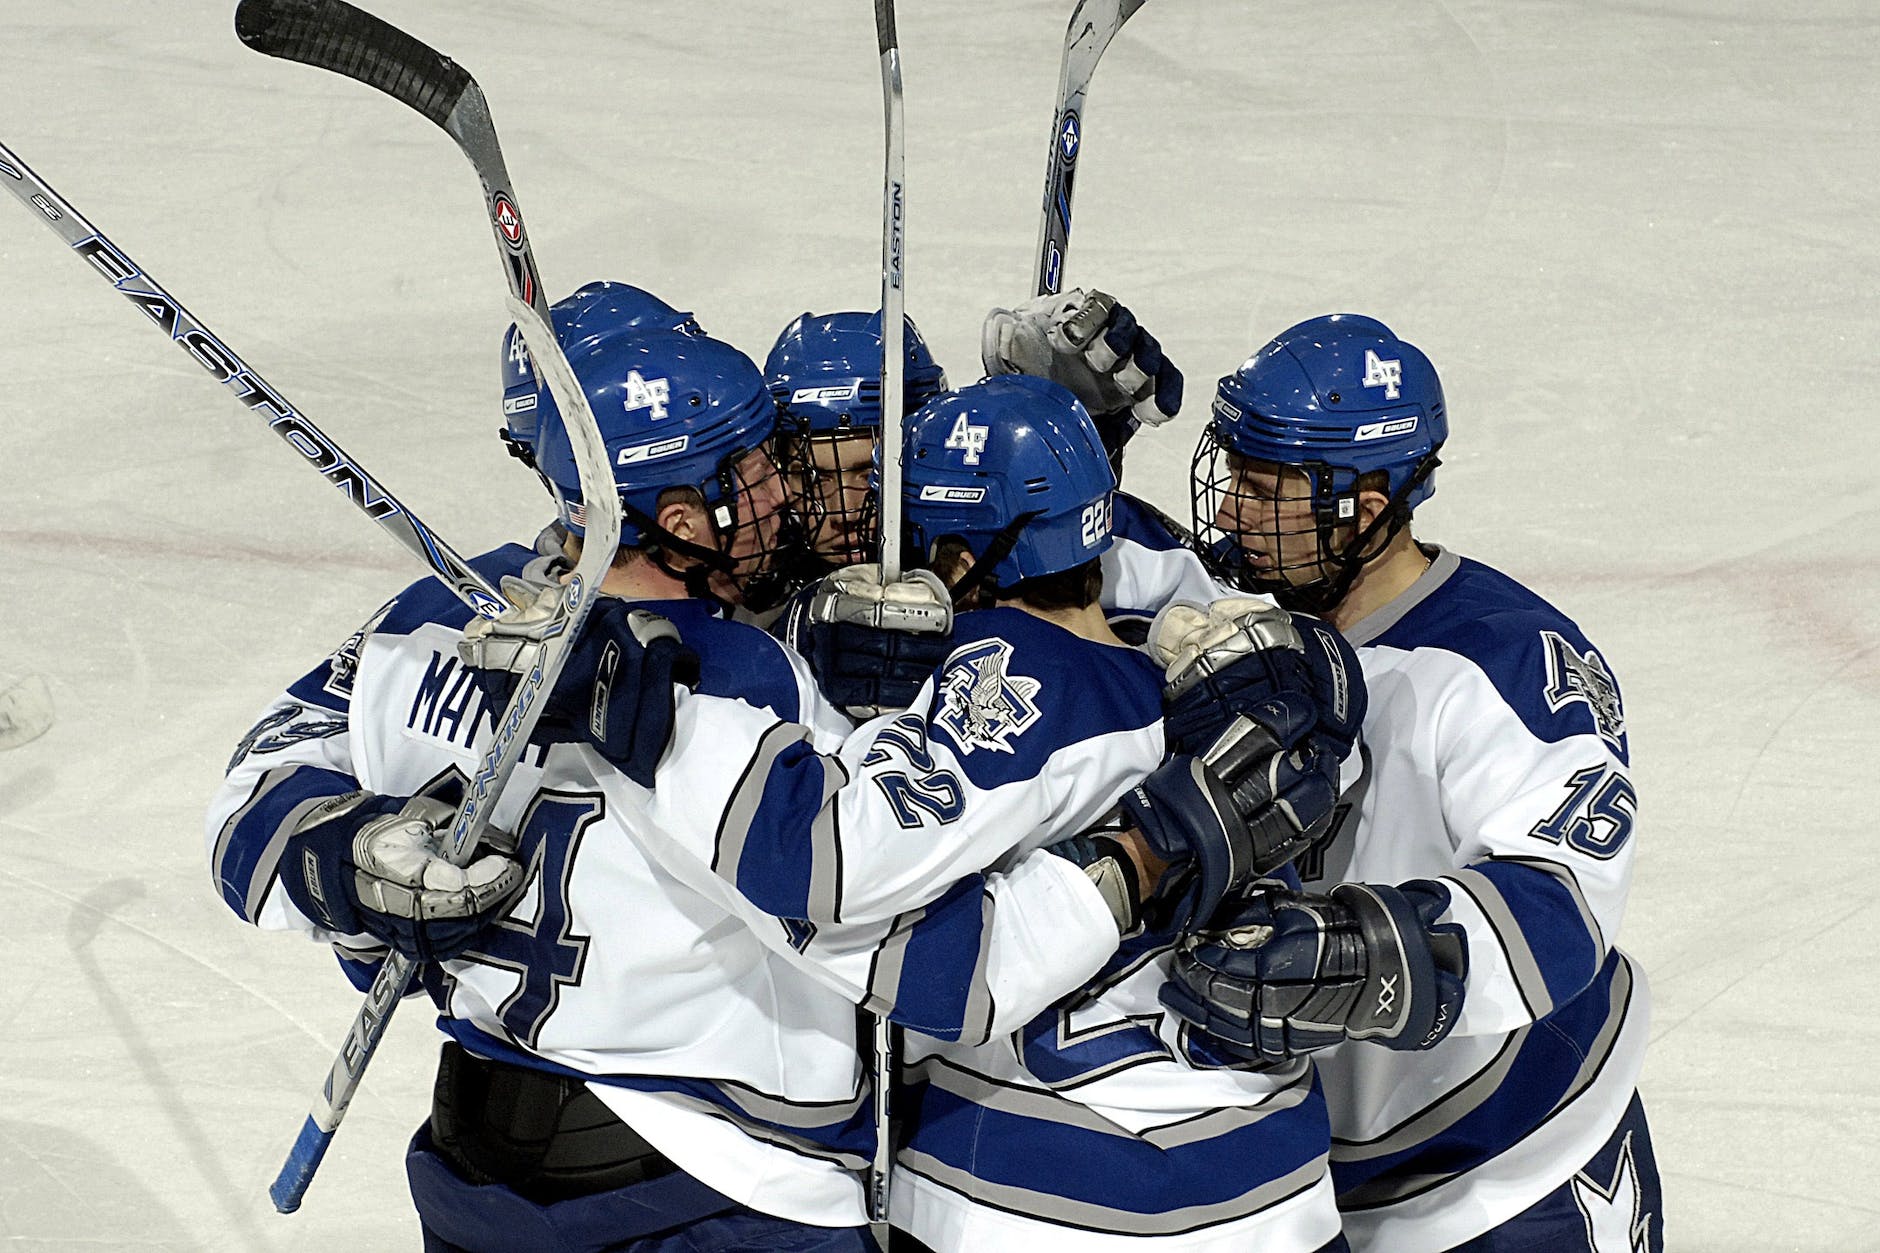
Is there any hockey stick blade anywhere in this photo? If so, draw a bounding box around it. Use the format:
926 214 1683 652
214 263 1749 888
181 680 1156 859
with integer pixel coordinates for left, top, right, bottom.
1033 0 1148 296
236 0 471 129
239 0 623 1215
0 142 506 621
0 675 54 751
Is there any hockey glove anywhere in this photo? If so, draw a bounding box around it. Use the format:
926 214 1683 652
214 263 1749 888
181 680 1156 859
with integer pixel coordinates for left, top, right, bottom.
1117 716 1339 937
1154 599 1367 763
280 792 524 963
1160 879 1469 1066
459 579 699 787
777 564 954 720
982 288 1183 430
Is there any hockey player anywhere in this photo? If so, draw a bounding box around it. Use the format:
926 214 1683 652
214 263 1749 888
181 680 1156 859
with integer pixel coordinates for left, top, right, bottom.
850 375 1358 1253
765 309 949 574
212 319 1325 1251
1164 315 1661 1252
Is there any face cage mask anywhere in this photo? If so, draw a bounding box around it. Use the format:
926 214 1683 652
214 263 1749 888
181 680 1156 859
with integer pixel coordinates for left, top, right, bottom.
1190 432 1437 615
775 425 879 575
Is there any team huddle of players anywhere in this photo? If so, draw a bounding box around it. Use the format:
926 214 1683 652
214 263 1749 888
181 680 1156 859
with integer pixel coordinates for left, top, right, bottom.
208 285 1663 1253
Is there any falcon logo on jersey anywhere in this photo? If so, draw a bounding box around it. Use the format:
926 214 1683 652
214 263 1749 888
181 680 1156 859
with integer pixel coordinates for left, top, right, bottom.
623 370 671 420
1541 631 1626 748
945 413 990 465
1361 349 1403 400
935 639 1041 755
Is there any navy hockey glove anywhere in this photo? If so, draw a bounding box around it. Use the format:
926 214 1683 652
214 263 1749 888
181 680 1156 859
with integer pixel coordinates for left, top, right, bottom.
982 288 1183 431
1118 716 1340 936
777 564 954 720
1154 600 1366 763
280 792 524 963
1161 879 1468 1067
460 581 698 787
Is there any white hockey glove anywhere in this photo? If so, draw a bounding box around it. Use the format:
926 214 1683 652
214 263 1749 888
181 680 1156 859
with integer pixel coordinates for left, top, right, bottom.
779 565 955 720
281 792 524 962
981 288 1183 427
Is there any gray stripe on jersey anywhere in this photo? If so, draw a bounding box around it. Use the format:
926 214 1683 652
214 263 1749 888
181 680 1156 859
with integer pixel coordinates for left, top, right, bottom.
1491 853 1607 957
712 720 810 883
1340 546 1463 647
806 756 850 923
1449 867 1556 1019
865 912 915 1018
1330 1028 1529 1164
213 766 333 922
643 1087 871 1172
912 1057 1316 1151
896 1142 1328 1236
1332 958 1636 1207
959 889 997 1045
708 1078 868 1131
1552 952 1634 1116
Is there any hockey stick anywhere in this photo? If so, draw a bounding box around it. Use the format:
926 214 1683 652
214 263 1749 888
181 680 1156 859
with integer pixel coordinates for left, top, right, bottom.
875 0 908 588
233 0 624 1212
869 3 906 1241
0 143 507 621
1032 0 1148 297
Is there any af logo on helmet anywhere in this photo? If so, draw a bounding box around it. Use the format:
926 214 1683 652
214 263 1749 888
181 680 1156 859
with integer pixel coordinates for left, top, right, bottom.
623 370 670 420
945 413 990 465
1362 349 1403 400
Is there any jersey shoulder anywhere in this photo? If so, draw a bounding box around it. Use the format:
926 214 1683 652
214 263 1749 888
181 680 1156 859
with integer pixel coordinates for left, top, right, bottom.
1375 556 1629 759
1111 492 1195 553
375 544 536 638
643 598 810 723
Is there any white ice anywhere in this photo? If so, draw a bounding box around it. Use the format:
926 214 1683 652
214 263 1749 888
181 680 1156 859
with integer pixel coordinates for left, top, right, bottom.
1 2 1875 1249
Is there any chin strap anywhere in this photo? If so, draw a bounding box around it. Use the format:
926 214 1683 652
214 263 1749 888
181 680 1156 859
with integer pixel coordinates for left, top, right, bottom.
944 510 1044 609
1269 452 1441 616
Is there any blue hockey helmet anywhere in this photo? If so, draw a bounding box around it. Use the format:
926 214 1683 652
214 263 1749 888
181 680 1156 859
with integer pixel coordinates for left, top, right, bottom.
764 310 948 435
501 281 704 469
765 310 948 571
895 374 1116 594
532 328 781 555
1193 314 1445 611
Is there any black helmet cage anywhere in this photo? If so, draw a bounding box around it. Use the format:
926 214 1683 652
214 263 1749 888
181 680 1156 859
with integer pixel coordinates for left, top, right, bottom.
623 436 802 610
1190 427 1441 615
772 415 878 572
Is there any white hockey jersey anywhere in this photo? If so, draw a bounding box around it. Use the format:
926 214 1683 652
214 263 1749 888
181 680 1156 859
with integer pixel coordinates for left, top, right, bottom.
1303 546 1651 1252
207 544 1127 1226
880 504 1342 1253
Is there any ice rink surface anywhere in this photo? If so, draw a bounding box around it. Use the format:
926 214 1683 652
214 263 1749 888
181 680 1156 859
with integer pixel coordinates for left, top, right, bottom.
2 1 1875 1248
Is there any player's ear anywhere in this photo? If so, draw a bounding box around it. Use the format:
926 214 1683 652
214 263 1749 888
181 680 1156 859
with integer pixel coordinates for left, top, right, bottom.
658 495 705 547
